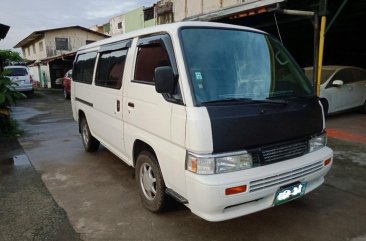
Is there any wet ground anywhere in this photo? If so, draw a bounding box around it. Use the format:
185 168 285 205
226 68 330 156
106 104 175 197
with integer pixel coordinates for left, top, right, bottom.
0 138 80 240
2 89 366 241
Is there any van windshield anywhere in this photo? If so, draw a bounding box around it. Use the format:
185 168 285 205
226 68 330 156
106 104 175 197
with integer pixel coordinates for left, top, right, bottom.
180 28 314 105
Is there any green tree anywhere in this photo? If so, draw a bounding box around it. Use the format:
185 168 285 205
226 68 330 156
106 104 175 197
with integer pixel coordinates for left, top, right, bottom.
0 71 26 135
0 49 23 71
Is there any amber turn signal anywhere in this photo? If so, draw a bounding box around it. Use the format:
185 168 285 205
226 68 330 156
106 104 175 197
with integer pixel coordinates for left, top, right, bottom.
225 185 247 195
324 158 332 166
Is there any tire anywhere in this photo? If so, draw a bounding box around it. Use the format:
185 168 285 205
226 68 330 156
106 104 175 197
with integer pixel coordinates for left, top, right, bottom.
135 151 167 212
80 118 100 152
63 88 70 99
362 100 366 114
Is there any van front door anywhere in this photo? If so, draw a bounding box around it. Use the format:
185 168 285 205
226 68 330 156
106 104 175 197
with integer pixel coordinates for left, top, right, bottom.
123 34 186 192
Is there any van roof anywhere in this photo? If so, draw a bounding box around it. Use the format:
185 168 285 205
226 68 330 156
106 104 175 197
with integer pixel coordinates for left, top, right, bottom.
78 21 265 52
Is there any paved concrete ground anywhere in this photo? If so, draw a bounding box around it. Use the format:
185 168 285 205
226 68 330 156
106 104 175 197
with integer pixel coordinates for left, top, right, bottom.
0 137 80 240
5 89 366 241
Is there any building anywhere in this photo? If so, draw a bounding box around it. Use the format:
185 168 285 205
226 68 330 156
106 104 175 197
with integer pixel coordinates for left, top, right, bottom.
14 26 108 88
89 25 105 34
109 14 125 36
108 6 156 36
155 0 248 23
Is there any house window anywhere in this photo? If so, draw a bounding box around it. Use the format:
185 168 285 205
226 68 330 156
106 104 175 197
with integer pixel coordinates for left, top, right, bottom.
134 42 171 83
33 44 36 54
95 49 127 89
144 7 155 21
86 40 95 45
55 37 69 50
39 42 43 52
117 22 122 29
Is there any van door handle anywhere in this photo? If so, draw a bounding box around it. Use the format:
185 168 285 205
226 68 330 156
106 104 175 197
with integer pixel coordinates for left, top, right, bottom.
128 102 135 108
116 100 120 112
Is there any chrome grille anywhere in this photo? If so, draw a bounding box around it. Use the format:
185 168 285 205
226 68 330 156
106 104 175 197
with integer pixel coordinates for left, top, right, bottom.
249 161 323 192
261 141 308 164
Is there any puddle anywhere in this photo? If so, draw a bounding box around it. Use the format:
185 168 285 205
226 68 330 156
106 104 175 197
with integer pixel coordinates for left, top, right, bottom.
13 155 31 167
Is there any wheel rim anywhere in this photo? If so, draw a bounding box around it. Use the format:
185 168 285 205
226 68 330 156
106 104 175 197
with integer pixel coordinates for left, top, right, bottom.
82 123 89 146
140 162 157 201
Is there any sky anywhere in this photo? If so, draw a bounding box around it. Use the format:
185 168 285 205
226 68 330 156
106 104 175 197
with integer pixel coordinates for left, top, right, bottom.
0 0 156 51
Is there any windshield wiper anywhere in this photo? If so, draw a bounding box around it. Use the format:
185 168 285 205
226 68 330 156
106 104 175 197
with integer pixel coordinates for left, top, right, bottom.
268 93 317 100
201 98 287 105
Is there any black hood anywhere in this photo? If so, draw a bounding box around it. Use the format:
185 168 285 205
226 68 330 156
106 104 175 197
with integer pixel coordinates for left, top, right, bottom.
206 99 323 153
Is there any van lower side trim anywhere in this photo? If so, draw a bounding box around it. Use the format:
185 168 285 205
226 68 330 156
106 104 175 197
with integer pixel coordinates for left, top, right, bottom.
75 97 93 107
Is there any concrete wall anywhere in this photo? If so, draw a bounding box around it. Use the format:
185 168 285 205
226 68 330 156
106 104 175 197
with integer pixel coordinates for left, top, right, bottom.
124 7 144 33
28 65 40 83
110 14 125 36
22 28 106 61
44 28 106 57
40 64 51 88
144 18 156 28
172 0 249 21
22 39 47 61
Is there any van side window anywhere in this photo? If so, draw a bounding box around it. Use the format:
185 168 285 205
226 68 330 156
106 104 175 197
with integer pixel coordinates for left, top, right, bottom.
73 52 97 84
134 43 171 83
95 49 127 89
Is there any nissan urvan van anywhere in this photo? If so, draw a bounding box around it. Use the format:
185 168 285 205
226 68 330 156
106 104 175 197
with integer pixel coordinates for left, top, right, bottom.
71 22 333 221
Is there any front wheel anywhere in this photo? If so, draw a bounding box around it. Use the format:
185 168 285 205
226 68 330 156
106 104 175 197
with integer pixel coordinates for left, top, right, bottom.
135 151 167 212
80 118 100 152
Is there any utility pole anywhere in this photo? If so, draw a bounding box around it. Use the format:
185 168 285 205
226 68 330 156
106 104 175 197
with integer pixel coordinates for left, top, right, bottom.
277 0 328 94
316 0 327 96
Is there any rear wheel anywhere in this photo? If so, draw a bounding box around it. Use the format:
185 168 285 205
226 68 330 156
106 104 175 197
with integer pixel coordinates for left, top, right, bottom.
135 151 167 212
80 118 99 152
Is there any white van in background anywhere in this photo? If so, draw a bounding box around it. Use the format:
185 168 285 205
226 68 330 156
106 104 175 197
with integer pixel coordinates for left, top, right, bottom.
4 65 33 93
71 22 333 221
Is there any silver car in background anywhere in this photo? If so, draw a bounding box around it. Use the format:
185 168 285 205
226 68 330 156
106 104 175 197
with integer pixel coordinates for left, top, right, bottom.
304 65 366 115
3 66 34 93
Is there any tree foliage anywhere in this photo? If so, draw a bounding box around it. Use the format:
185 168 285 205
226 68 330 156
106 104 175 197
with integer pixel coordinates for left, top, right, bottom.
0 49 23 71
0 49 22 61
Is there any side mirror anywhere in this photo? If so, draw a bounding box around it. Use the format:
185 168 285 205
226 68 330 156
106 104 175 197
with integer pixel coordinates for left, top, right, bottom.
154 66 176 94
332 80 344 87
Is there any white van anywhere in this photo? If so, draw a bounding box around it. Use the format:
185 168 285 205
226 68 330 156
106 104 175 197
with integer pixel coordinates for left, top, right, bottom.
4 65 33 92
71 22 333 221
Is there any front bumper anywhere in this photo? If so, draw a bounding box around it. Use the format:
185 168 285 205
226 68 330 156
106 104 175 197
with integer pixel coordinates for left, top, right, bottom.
15 84 33 92
185 147 333 221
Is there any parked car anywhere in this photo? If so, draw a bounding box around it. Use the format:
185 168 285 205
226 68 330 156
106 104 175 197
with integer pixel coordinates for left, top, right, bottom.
304 65 366 115
3 66 33 93
63 69 72 99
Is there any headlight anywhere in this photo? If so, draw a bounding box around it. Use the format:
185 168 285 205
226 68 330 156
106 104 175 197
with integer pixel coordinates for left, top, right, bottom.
186 152 253 175
309 133 327 152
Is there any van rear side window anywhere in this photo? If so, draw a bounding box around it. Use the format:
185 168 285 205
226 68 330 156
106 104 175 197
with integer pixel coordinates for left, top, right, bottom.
95 49 127 89
134 43 170 83
73 51 97 84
